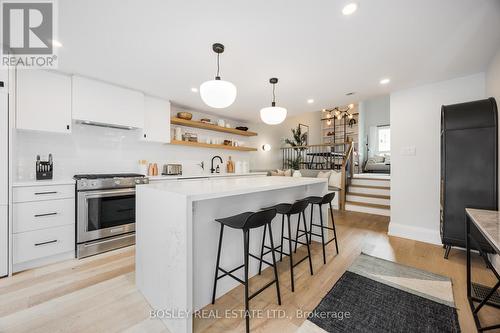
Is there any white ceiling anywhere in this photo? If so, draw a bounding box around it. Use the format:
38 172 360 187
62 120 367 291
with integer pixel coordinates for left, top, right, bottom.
57 0 500 122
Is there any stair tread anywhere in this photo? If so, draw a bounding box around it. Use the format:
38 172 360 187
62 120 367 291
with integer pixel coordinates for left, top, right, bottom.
346 201 391 210
353 177 390 181
349 184 391 190
347 192 390 199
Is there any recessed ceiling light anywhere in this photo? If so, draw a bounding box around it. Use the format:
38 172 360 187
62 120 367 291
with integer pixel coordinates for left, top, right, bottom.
307 99 314 104
52 39 63 48
380 78 391 85
342 3 358 16
191 87 198 92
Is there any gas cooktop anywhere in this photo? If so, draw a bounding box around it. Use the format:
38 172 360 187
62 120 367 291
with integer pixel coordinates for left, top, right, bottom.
73 173 145 180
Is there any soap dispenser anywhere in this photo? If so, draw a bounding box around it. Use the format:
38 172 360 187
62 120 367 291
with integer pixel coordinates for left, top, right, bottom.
227 156 235 173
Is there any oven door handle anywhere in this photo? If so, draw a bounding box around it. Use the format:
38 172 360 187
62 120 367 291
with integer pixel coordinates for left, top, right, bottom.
81 188 136 199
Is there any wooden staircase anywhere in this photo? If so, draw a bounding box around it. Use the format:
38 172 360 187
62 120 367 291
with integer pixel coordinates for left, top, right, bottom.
345 175 390 216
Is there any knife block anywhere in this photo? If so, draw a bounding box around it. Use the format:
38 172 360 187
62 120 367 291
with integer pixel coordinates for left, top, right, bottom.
36 156 53 180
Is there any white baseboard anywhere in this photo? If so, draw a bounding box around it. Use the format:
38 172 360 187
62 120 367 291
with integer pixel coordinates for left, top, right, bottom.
388 222 441 245
13 251 75 273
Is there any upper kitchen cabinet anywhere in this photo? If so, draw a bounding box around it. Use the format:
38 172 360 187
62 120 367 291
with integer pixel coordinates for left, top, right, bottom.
16 70 72 134
142 96 171 143
72 76 144 129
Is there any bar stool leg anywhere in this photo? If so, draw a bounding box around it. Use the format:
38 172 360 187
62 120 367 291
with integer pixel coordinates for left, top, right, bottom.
329 202 339 254
258 224 267 275
286 214 295 292
267 222 281 305
318 204 326 264
302 211 314 275
279 214 285 262
243 230 250 333
309 203 314 244
294 212 302 253
212 224 224 304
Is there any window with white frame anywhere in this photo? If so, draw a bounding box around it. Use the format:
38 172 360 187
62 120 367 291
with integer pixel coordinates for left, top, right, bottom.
378 126 390 153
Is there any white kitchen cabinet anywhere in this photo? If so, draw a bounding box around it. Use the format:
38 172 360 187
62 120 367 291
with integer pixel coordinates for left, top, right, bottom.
16 70 72 133
13 184 75 203
0 90 8 205
142 96 171 143
12 183 75 272
72 76 144 129
13 224 74 265
0 206 7 277
13 198 75 233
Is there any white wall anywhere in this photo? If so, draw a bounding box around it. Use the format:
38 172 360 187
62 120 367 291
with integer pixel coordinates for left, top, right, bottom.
249 111 321 171
486 47 500 270
389 73 486 244
358 95 390 163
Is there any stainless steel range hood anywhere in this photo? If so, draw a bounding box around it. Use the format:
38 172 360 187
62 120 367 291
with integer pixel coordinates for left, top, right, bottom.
75 120 137 130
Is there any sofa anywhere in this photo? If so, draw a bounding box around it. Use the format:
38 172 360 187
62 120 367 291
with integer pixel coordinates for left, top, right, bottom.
262 168 342 209
364 155 390 173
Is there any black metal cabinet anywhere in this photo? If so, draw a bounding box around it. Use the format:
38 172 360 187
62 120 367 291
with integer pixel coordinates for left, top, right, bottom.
440 98 498 258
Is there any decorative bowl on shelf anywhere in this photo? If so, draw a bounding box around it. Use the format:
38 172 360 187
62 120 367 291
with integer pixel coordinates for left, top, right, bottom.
200 118 211 123
236 126 248 131
223 140 232 146
177 112 193 120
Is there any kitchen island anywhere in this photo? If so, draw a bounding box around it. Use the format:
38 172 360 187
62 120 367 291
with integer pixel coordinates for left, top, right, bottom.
136 176 328 333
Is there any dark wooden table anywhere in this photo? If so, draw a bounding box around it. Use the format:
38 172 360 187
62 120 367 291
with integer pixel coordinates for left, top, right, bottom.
465 208 500 332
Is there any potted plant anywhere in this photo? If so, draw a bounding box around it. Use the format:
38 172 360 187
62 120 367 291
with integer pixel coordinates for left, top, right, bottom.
284 125 308 171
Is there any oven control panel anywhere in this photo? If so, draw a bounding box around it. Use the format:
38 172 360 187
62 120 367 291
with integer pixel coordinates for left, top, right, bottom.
76 177 149 191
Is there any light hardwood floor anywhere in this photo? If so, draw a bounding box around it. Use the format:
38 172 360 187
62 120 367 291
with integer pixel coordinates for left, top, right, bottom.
0 211 498 333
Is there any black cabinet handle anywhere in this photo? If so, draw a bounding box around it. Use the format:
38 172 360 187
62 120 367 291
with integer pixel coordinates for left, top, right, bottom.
144 134 147 138
34 191 57 195
66 125 70 130
34 212 58 217
34 239 58 246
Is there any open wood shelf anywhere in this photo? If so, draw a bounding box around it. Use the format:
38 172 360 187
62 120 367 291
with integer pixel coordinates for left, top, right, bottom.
171 117 258 137
169 140 257 151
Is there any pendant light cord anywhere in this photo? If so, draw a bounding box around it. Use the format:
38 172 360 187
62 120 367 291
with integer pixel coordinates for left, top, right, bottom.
272 83 276 106
216 53 220 78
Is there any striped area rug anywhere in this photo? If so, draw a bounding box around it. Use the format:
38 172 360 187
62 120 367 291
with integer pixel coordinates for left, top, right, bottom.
297 253 460 333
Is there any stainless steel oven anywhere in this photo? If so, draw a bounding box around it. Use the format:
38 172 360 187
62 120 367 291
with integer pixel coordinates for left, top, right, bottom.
75 173 148 258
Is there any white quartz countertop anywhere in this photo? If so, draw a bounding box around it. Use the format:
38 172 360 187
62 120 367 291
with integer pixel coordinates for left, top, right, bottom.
147 172 267 181
13 179 76 187
141 176 327 201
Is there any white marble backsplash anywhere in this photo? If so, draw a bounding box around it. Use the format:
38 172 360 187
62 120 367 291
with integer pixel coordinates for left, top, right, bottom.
14 119 251 181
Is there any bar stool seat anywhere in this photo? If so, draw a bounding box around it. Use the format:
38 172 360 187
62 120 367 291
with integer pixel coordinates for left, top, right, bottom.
215 212 253 228
271 203 293 214
212 209 281 333
301 196 323 205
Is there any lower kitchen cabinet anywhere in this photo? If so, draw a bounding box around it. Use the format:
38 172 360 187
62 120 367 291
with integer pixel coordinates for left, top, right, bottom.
12 183 75 272
13 225 75 266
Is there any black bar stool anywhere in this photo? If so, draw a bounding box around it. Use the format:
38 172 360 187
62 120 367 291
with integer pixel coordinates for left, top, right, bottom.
212 209 281 333
258 199 313 292
295 192 339 264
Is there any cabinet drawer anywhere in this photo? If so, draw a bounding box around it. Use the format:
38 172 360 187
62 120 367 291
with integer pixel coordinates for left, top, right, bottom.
13 225 75 264
13 184 74 203
14 199 75 233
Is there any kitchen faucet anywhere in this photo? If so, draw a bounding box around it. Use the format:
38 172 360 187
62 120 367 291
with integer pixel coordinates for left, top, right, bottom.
210 156 223 174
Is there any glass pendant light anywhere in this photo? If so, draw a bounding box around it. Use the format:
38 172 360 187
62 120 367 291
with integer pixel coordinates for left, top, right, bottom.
200 43 237 108
260 77 287 125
